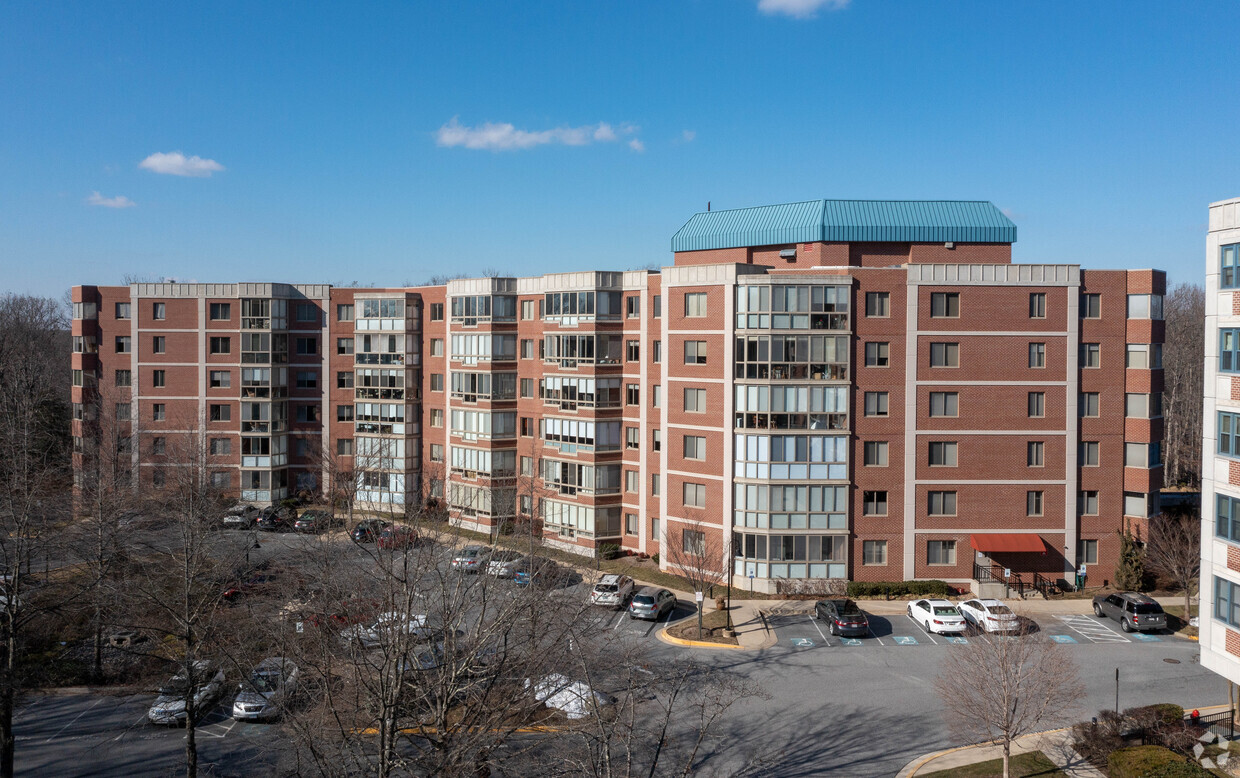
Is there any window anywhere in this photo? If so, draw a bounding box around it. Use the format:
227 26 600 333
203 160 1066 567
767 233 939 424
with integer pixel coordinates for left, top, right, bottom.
1080 392 1099 417
683 482 706 508
1080 293 1101 318
1026 490 1043 516
1081 441 1100 466
152 403 165 422
625 513 638 535
337 371 354 388
335 439 353 456
295 404 321 423
930 292 959 318
682 528 705 555
865 342 890 367
210 336 231 354
930 342 959 367
337 405 354 421
865 292 890 317
424 338 440 358
209 438 231 455
426 302 442 321
1027 441 1044 467
626 296 640 318
430 409 444 427
1029 293 1046 318
1126 294 1163 319
684 340 708 364
210 404 231 421
651 474 661 497
116 302 131 319
337 338 354 355
626 384 640 406
1079 491 1098 516
862 540 887 565
1221 331 1240 373
521 416 534 437
210 302 231 320
625 470 639 493
863 491 887 516
295 371 318 389
1126 393 1161 418
152 336 165 355
864 391 889 417
1215 576 1240 629
652 429 661 451
928 441 957 467
296 303 318 322
520 378 534 398
1028 392 1045 418
514 299 531 321
685 292 708 317
684 435 706 460
864 441 888 466
927 540 956 566
115 369 132 387
430 443 444 462
653 295 662 318
209 370 230 388
152 470 166 488
337 303 354 322
928 491 957 516
115 403 130 421
295 337 317 356
1080 343 1100 368
516 339 532 360
1124 492 1152 517
652 385 661 408
1125 442 1160 468
652 340 662 363
153 302 166 320
929 392 958 418
684 387 706 413
1129 343 1165 369
1216 494 1240 543
1224 244 1240 289
1028 342 1045 368
115 336 131 353
430 373 443 392
151 437 165 455
626 427 640 449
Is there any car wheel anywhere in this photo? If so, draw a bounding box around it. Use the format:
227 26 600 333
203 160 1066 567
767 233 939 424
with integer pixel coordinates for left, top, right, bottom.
1093 603 1104 617
829 622 838 637
1121 618 1133 633
921 618 930 633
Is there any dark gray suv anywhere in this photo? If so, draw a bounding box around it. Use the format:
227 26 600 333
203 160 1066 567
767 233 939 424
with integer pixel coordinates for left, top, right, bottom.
1092 592 1167 633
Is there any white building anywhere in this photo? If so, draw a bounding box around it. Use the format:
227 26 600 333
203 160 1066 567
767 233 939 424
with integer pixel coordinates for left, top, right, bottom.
1202 196 1240 687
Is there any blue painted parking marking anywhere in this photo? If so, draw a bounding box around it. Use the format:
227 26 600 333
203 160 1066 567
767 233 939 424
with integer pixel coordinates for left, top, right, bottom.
1131 633 1161 642
944 636 968 645
840 638 863 646
893 636 918 645
1049 634 1078 644
790 638 815 647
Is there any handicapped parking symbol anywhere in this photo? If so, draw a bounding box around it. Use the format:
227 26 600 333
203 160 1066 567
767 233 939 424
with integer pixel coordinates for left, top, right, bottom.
840 638 863 646
893 636 918 645
944 636 968 645
790 638 815 647
1049 634 1078 644
1131 633 1160 642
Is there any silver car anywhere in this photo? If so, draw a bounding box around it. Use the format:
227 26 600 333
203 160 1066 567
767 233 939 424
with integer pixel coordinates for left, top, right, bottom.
232 657 299 721
148 660 226 725
450 545 491 573
486 551 525 578
628 587 676 621
222 505 260 530
590 575 635 608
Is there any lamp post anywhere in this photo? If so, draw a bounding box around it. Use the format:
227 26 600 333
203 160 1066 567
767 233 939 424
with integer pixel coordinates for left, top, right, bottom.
246 531 261 566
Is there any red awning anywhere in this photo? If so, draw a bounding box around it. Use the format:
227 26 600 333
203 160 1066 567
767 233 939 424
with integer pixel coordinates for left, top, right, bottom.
969 534 1046 553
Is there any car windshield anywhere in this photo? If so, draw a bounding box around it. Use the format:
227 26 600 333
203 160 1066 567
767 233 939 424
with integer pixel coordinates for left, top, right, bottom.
460 550 479 559
989 604 1014 615
632 595 654 605
595 584 618 593
837 602 861 615
1133 603 1163 614
160 678 191 694
933 606 959 616
250 671 281 692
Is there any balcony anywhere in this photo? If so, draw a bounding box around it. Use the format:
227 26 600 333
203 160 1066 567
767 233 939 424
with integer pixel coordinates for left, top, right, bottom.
735 363 849 381
735 412 848 431
355 353 405 366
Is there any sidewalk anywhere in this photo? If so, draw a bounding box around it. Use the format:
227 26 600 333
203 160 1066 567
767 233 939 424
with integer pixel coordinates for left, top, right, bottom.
897 728 1103 777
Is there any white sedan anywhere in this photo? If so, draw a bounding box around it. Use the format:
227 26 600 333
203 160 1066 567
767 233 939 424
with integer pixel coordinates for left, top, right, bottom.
907 599 967 635
957 598 1020 633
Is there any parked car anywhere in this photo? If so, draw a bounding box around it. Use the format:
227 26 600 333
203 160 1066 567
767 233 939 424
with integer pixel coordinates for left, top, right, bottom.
301 598 379 631
486 551 525 578
147 660 226 725
590 574 635 609
293 510 339 534
450 545 491 573
526 673 616 719
340 611 434 649
351 519 392 543
907 599 967 635
222 505 261 530
1093 592 1168 633
814 598 870 637
513 558 571 588
232 657 299 721
222 573 275 603
256 505 298 532
377 525 419 550
629 587 676 621
957 598 1020 633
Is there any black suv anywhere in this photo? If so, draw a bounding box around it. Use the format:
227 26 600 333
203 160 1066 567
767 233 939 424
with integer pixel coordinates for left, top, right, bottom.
814 598 871 637
256 505 298 532
1092 592 1167 633
351 519 392 544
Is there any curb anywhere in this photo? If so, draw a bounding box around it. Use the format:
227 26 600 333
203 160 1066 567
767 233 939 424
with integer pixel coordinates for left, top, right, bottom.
656 628 749 651
897 726 1071 777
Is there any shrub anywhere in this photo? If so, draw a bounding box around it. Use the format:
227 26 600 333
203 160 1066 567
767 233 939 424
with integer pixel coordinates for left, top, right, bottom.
597 543 621 561
1108 746 1190 778
1142 763 1213 778
845 580 952 598
651 552 660 565
1124 703 1185 728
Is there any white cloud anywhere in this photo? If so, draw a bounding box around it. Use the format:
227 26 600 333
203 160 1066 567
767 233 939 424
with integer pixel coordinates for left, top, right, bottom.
86 191 136 208
628 138 645 153
139 151 225 177
682 130 696 142
435 117 641 151
758 0 850 19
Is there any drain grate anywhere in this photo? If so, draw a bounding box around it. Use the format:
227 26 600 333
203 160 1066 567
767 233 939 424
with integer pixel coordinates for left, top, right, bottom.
1163 658 1181 664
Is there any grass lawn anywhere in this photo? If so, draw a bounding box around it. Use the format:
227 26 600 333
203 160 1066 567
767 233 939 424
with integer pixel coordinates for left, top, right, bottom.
1163 604 1198 638
920 751 1066 778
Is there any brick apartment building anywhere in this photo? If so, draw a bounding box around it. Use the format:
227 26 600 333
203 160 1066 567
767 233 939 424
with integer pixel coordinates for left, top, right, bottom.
70 199 1165 593
1202 195 1240 687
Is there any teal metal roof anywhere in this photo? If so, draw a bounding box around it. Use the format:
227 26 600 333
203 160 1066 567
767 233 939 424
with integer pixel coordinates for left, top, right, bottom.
670 200 1016 252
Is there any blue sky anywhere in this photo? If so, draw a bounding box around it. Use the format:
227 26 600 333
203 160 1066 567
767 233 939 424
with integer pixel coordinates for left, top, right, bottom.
2 0 1237 296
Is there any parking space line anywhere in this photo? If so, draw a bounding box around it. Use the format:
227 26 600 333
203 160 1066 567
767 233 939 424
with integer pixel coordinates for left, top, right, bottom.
923 631 939 645
45 697 105 743
875 637 885 645
1055 615 1129 643
806 615 831 647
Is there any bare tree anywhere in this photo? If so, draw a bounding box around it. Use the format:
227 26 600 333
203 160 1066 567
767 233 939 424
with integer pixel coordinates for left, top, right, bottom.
665 518 728 638
1162 282 1204 489
934 629 1085 778
1144 511 1200 621
0 294 71 778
